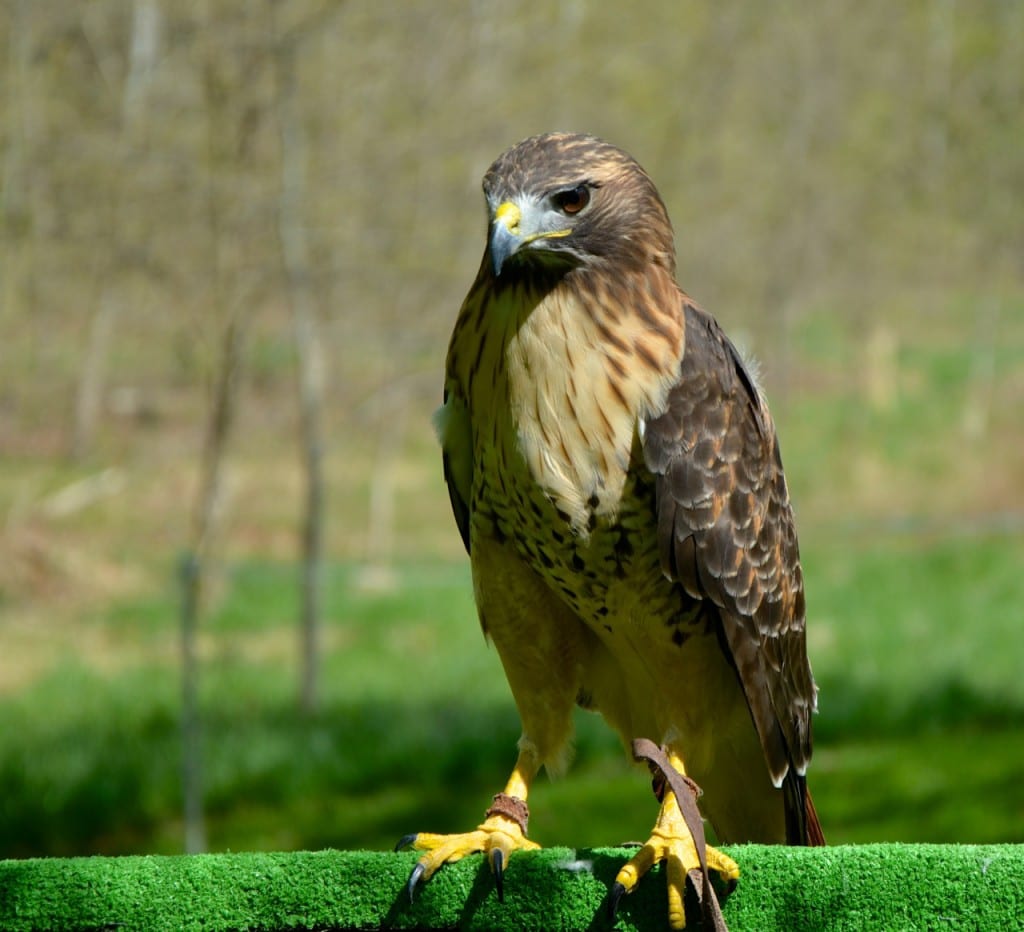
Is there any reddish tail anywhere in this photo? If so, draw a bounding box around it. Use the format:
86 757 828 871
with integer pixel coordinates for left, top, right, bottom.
784 772 826 845
805 786 826 846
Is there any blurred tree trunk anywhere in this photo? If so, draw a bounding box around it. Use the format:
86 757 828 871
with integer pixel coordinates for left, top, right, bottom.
123 0 162 127
71 290 118 461
70 0 162 461
181 309 245 855
179 0 253 853
270 7 327 715
925 0 955 195
1 0 35 331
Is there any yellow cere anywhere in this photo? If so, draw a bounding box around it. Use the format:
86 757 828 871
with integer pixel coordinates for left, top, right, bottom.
494 201 521 232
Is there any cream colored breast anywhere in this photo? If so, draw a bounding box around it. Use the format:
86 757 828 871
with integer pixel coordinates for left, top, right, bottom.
504 283 682 533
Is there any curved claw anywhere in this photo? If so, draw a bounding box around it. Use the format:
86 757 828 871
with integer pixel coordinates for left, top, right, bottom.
608 881 627 920
405 862 426 903
394 833 418 852
492 849 504 903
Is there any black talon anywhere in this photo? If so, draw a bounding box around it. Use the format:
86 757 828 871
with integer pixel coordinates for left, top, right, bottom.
405 862 426 903
492 849 505 903
394 833 418 852
608 881 627 920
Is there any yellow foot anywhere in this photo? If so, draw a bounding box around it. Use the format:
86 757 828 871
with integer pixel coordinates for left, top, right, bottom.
611 795 739 929
396 794 540 903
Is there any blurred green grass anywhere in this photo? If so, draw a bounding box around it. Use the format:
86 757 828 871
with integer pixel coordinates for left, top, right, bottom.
2 299 1021 858
2 530 1021 859
2 1 1022 870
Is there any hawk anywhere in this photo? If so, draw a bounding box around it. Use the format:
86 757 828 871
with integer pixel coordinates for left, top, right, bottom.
400 132 824 928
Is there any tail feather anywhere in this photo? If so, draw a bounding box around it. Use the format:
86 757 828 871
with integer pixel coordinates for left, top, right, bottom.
783 772 826 846
805 786 826 846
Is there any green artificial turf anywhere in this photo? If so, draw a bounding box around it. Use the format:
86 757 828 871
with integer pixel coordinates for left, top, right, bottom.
1 844 1019 931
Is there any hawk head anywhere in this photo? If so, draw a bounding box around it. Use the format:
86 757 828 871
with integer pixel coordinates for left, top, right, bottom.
482 133 676 278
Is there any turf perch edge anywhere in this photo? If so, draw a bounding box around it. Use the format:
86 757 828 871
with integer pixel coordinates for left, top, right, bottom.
0 844 1019 930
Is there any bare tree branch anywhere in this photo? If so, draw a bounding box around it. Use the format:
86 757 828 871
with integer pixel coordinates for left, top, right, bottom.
269 1 329 714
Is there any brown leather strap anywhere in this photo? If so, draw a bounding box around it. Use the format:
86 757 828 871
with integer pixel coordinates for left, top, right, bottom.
485 792 530 836
632 738 729 932
688 867 729 930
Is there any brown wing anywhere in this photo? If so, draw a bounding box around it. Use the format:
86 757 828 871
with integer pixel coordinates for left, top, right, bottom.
440 387 472 555
643 299 818 840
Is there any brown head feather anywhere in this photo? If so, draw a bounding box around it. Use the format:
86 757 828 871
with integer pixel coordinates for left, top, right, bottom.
483 133 677 278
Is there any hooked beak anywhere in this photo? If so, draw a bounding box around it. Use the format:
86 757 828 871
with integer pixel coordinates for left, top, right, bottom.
489 201 523 276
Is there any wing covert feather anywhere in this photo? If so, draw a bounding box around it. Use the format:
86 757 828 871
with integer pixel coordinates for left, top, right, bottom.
643 301 816 787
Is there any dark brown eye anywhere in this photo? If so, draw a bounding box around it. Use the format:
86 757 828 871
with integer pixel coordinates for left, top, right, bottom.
553 184 590 215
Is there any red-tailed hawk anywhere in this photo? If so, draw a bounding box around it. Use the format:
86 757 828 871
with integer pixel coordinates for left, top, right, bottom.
400 132 824 928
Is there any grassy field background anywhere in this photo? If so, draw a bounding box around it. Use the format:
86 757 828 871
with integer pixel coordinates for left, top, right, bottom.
1 2 1022 860
2 304 1021 858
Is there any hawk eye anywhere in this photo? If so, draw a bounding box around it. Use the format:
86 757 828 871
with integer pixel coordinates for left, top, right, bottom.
553 184 590 215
